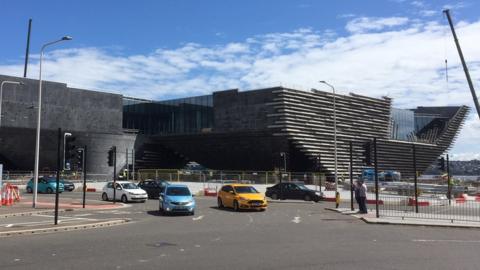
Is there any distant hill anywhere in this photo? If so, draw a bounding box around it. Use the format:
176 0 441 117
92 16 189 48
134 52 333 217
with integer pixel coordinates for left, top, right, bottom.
423 160 480 175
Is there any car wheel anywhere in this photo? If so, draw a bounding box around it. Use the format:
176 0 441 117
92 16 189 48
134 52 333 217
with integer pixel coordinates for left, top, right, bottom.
26 187 33 193
217 197 224 209
102 193 109 201
271 193 278 200
233 200 239 212
304 194 312 201
121 195 128 203
46 187 53 194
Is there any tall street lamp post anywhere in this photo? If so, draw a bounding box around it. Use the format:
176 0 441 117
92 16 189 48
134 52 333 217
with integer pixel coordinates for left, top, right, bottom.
33 36 72 208
319 80 339 208
0 81 24 127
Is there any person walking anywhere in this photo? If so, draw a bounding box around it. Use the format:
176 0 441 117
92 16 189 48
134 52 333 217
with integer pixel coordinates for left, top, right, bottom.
354 180 361 210
356 179 368 214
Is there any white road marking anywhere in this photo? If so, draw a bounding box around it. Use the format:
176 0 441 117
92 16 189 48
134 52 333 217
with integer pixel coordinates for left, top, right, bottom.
413 239 480 243
34 214 95 221
14 259 20 262
248 214 253 223
192 215 204 221
292 216 301 224
1 216 98 227
194 244 201 248
211 237 221 242
179 248 185 252
98 210 131 214
73 213 93 217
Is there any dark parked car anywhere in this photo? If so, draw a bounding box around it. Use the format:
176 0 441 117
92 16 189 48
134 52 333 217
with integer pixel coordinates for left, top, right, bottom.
138 179 168 199
266 182 323 202
61 180 75 191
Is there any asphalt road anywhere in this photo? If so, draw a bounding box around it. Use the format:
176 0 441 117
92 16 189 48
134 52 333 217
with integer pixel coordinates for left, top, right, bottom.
1 195 480 270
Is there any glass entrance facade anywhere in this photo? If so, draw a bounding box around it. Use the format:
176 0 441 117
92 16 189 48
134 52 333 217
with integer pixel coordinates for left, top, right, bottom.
123 95 213 135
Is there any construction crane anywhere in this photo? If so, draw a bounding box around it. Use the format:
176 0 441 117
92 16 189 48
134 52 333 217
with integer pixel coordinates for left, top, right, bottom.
443 9 480 120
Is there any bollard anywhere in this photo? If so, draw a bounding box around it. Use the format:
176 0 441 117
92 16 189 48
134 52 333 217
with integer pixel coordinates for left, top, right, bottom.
335 191 340 208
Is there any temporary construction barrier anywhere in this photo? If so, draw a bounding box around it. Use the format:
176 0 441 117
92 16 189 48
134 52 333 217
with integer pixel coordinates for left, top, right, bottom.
0 184 20 207
0 186 4 206
10 184 21 202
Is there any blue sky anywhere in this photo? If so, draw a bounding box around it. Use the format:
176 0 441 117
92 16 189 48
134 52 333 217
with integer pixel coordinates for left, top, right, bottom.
1 0 479 160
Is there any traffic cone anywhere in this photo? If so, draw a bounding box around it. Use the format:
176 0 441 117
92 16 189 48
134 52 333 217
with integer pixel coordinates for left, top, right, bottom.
6 187 13 206
1 187 5 206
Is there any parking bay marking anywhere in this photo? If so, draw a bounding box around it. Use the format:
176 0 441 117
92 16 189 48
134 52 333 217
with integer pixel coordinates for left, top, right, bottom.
192 215 204 221
1 218 97 228
412 239 480 244
34 214 97 221
0 215 98 228
292 216 301 224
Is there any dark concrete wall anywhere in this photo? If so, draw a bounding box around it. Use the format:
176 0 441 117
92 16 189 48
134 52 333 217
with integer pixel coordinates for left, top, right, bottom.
0 74 135 175
213 88 276 132
0 74 122 133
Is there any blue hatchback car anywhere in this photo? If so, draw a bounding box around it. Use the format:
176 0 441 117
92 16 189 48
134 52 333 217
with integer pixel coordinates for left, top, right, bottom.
159 184 195 215
26 177 64 194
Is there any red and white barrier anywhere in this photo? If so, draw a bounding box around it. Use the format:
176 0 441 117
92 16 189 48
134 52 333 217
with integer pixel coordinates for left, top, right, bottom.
204 188 217 196
408 198 430 206
0 184 20 207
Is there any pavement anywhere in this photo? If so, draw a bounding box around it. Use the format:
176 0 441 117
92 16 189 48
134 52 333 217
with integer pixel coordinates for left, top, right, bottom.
0 193 130 237
328 207 480 228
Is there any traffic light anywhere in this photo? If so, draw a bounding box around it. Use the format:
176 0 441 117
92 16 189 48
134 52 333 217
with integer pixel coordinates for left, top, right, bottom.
437 157 445 171
107 146 116 167
75 149 84 169
64 134 76 170
363 141 372 165
314 156 321 171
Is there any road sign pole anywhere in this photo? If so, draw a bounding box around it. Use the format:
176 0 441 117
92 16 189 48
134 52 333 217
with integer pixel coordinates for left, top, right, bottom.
82 145 87 208
350 141 354 211
374 138 379 218
413 144 418 213
54 128 61 225
113 146 117 204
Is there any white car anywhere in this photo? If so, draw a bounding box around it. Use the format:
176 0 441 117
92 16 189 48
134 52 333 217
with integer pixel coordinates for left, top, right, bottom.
101 181 148 203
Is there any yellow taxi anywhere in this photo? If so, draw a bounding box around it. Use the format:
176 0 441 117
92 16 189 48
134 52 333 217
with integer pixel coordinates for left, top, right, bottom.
217 184 267 211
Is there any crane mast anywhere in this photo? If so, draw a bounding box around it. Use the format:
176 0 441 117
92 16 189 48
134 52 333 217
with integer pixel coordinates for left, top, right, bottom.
443 9 480 119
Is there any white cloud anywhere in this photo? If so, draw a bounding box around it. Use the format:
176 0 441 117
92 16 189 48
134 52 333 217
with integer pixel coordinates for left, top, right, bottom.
0 17 479 159
345 16 409 33
443 2 469 10
411 1 425 8
420 10 437 17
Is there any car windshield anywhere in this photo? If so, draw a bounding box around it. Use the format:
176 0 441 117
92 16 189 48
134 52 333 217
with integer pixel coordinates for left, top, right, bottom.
234 186 259 194
155 180 167 186
166 187 191 196
296 184 309 190
121 183 138 189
